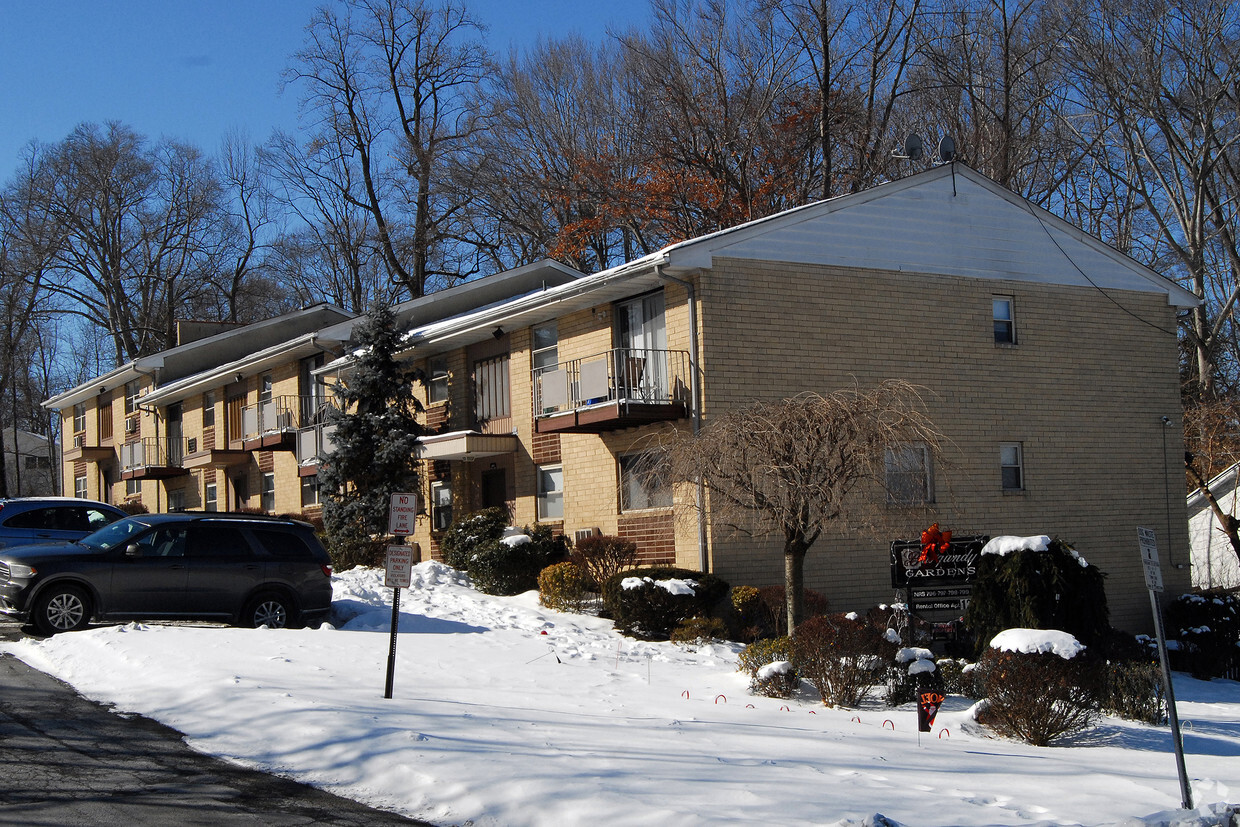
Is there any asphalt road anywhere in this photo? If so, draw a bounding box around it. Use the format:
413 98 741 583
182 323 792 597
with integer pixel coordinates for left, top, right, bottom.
0 619 427 826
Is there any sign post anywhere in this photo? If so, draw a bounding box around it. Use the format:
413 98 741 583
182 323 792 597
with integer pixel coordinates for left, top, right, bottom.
383 493 418 699
1138 527 1192 810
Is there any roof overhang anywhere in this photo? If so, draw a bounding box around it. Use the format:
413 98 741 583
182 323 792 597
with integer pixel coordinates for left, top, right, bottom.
415 431 519 461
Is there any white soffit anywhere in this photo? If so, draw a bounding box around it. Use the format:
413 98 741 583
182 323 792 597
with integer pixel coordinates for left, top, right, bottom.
664 166 1197 308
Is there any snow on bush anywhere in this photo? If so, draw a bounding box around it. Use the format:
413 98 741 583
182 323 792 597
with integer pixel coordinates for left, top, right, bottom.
621 576 697 596
989 628 1086 660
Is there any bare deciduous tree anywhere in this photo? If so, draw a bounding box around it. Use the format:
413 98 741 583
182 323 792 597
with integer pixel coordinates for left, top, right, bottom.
660 381 947 633
289 0 489 300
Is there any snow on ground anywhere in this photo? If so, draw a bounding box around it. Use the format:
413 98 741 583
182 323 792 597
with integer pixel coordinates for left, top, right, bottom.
3 561 1239 827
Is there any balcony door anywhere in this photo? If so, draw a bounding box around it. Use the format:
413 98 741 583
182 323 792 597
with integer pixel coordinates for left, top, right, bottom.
616 292 667 400
166 403 183 466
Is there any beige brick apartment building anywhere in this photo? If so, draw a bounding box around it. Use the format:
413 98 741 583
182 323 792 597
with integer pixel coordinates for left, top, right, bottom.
47 165 1198 633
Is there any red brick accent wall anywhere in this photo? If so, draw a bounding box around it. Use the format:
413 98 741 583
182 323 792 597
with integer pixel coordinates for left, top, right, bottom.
532 432 561 466
426 404 449 432
618 512 676 566
258 451 274 473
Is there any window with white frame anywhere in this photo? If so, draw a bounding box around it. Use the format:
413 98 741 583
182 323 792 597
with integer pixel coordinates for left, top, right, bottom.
619 452 672 512
301 475 322 508
126 477 141 497
428 355 449 404
993 296 1015 344
1001 443 1024 491
431 480 453 531
884 443 934 505
204 482 218 512
124 380 141 416
261 472 276 512
74 475 88 499
259 374 274 404
537 465 563 520
532 322 558 373
72 403 86 434
202 390 215 428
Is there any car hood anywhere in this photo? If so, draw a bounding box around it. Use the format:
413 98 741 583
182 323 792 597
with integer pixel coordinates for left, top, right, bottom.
0 541 104 562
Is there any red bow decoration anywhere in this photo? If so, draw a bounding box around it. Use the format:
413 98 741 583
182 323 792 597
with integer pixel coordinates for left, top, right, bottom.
919 523 951 564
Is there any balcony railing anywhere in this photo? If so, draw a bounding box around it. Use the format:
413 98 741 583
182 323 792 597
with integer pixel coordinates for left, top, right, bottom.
533 348 690 434
241 395 331 450
296 422 338 472
120 437 191 479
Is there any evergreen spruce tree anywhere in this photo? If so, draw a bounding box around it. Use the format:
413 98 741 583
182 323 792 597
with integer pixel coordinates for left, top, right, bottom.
963 539 1109 658
320 303 424 569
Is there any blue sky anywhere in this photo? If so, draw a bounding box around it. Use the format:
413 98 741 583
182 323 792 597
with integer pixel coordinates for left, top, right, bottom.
0 0 652 178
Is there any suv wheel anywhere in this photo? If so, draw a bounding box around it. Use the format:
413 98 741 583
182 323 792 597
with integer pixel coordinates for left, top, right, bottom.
245 593 293 629
34 586 91 635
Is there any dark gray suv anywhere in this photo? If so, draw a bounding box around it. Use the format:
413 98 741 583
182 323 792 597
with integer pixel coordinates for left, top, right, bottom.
0 512 333 635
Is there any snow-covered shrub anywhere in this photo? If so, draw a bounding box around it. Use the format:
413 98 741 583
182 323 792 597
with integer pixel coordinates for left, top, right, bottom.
963 536 1109 658
601 566 728 640
793 613 897 708
736 636 798 698
440 509 569 595
569 534 638 589
883 647 943 706
1163 591 1240 679
438 507 509 571
538 561 590 613
976 629 1100 746
670 616 728 646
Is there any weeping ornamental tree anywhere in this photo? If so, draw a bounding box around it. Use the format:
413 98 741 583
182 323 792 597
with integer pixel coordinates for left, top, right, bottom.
320 303 425 569
663 381 947 634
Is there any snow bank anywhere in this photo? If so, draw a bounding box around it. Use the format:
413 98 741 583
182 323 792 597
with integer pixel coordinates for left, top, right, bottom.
981 535 1051 555
989 628 1086 659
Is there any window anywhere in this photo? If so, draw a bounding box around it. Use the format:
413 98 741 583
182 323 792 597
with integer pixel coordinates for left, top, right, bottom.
301 475 321 508
168 489 186 512
619 452 672 512
993 296 1015 344
126 477 141 497
72 403 86 434
431 480 453 531
203 391 215 428
428 355 449 404
261 472 276 512
885 443 933 505
259 374 274 404
1001 443 1024 491
204 482 218 512
537 465 563 520
74 475 88 499
474 354 510 421
532 322 559 373
124 380 142 416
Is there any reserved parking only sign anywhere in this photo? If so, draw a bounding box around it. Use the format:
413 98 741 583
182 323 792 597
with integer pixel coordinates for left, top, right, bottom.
385 544 413 589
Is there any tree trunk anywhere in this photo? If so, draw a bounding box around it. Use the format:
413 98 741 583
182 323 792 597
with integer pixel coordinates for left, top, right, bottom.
784 541 808 635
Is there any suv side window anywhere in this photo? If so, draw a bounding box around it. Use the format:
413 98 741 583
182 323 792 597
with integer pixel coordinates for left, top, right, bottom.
185 525 252 558
4 507 57 530
134 526 189 558
85 508 115 530
56 507 88 532
250 528 313 558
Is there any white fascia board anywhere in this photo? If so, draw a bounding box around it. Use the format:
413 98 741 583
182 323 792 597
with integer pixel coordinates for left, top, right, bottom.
140 334 329 407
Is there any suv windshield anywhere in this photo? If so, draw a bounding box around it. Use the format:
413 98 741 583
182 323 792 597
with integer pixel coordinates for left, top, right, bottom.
79 517 155 551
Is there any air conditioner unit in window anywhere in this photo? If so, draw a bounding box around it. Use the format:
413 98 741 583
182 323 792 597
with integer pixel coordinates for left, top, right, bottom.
125 416 139 434
573 527 601 543
73 434 84 448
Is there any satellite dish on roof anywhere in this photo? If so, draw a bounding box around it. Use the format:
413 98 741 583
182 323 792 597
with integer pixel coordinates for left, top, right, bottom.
938 136 956 163
903 133 923 161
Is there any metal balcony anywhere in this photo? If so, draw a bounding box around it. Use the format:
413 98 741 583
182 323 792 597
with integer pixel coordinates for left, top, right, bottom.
533 348 689 434
120 438 191 480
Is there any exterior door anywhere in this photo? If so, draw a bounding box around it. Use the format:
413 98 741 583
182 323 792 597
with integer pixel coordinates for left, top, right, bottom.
166 403 183 466
616 292 667 400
